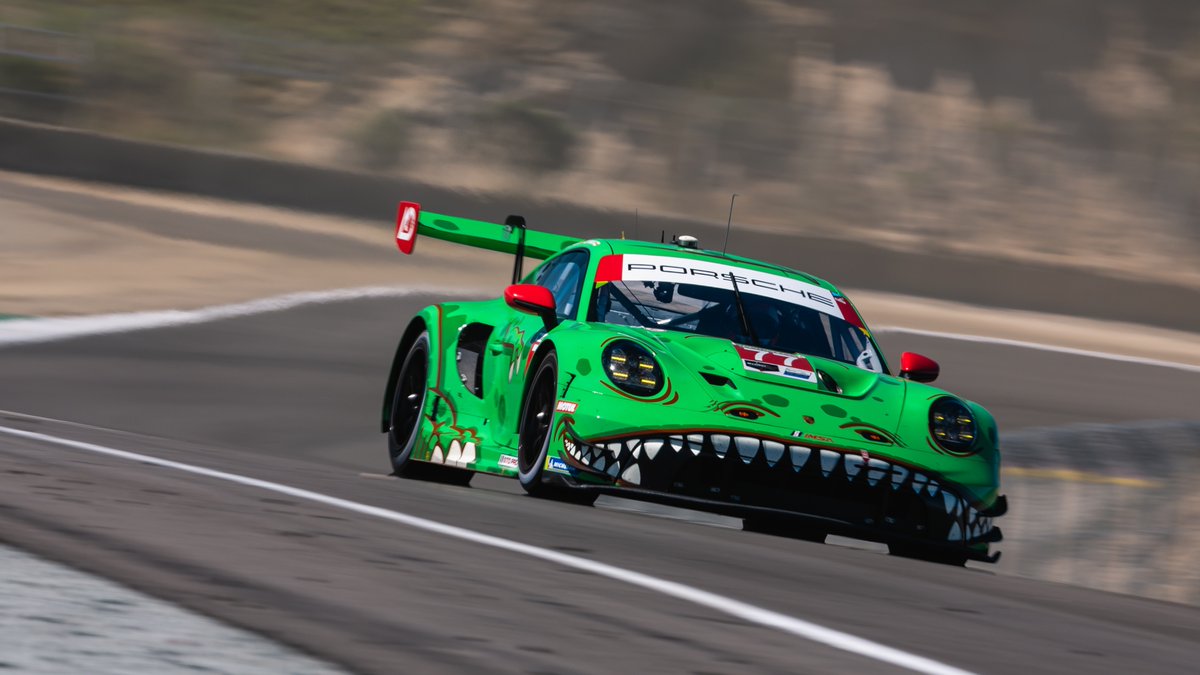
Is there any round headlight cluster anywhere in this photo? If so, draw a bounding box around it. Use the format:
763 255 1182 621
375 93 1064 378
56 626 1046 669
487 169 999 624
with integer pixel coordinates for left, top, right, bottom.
603 341 663 396
929 397 977 453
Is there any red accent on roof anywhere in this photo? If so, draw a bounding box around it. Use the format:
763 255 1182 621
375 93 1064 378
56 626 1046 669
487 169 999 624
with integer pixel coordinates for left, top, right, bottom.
595 254 624 283
836 297 864 328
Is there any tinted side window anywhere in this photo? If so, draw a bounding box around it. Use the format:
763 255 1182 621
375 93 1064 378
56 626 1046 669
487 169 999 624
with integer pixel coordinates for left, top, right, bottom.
534 251 588 320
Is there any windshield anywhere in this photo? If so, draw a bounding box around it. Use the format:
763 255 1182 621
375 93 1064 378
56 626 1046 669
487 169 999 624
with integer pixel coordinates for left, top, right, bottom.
590 254 883 372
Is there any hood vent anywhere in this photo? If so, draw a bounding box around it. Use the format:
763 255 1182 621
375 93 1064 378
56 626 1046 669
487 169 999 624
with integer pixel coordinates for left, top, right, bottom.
816 370 842 394
701 372 736 389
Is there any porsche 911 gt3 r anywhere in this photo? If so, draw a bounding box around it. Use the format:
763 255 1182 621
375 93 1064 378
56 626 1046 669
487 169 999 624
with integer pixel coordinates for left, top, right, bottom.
381 202 1006 565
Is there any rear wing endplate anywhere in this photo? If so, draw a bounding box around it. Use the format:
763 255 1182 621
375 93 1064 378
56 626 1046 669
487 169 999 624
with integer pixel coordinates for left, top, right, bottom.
395 201 581 261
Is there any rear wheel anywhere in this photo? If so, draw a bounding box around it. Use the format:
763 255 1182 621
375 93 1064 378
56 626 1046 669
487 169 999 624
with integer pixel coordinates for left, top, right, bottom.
387 331 471 486
887 541 968 566
517 352 597 505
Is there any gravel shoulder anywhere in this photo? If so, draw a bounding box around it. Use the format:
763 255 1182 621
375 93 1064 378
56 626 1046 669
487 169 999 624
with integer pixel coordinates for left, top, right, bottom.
0 543 344 674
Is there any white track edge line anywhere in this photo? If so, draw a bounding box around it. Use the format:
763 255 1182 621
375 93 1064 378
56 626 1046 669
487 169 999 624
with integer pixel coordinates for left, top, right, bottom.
7 287 1196 376
0 423 973 675
0 285 488 347
876 326 1200 374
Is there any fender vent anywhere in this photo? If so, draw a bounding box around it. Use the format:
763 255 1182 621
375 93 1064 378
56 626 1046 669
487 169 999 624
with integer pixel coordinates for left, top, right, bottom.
457 323 493 397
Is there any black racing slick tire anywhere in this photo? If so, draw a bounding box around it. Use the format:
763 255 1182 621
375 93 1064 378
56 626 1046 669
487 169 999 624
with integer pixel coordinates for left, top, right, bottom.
517 352 597 505
386 331 471 486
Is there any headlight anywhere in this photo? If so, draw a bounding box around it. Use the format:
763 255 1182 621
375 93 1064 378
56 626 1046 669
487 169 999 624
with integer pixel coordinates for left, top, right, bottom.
929 397 976 452
603 341 663 396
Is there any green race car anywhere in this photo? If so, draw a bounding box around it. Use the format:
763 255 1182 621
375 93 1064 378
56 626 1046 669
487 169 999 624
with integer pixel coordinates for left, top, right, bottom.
382 202 1006 564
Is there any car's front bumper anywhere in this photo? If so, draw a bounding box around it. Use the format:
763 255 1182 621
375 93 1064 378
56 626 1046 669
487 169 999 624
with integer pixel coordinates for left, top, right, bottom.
555 424 1004 562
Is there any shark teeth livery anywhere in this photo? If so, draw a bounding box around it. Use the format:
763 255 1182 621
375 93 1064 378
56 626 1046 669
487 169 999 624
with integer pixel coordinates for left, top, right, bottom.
382 202 1004 565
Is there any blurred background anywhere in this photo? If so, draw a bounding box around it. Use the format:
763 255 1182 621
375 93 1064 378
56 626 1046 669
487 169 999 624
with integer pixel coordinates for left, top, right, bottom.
2 0 1200 632
3 0 1199 289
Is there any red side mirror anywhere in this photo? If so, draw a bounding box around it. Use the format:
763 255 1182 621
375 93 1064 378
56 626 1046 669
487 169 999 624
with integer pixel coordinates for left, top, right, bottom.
504 284 557 326
899 352 939 383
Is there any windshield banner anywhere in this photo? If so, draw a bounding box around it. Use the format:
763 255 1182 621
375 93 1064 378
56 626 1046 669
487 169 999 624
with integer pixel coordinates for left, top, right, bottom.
595 254 840 318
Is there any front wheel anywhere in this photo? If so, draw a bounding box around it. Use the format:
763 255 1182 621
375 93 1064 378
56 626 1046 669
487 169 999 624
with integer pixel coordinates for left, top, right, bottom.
386 331 471 486
517 351 596 505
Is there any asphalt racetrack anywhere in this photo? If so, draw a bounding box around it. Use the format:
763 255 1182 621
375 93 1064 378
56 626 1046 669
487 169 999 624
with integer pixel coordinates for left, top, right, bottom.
2 294 1200 674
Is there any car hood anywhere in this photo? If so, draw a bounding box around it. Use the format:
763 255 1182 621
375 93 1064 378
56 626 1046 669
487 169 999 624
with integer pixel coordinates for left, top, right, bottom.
613 328 908 437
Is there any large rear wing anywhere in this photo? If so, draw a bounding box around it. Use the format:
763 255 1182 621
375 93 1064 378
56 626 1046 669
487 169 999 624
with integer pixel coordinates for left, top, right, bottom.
395 201 581 265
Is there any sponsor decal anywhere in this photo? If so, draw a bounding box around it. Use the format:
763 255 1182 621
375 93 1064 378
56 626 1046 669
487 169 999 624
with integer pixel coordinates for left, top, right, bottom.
734 345 817 383
555 400 578 414
498 454 519 469
804 433 832 443
546 456 571 474
395 201 419 254
594 254 840 317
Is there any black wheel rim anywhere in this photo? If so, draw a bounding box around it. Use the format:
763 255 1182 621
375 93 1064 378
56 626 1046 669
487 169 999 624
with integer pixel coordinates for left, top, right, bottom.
390 345 427 455
519 366 554 474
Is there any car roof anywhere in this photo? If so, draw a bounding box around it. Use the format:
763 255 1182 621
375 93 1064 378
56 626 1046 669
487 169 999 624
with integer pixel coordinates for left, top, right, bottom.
568 238 844 295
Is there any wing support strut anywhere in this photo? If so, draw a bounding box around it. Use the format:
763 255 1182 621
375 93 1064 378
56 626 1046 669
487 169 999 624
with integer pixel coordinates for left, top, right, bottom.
507 214 527 284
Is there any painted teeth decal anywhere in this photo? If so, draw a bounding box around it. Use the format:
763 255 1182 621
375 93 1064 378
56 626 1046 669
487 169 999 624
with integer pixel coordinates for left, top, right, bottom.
844 455 864 481
865 459 889 487
563 432 984 545
437 441 475 468
762 441 784 467
736 437 759 464
819 450 839 477
789 446 811 471
711 435 730 459
943 492 958 515
911 473 928 494
621 463 641 485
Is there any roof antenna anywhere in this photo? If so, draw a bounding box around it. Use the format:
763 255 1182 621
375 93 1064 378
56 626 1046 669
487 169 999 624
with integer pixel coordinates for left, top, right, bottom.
722 193 739 254
660 229 665 244
634 208 639 241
